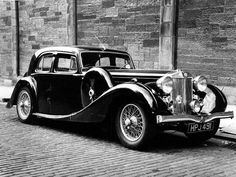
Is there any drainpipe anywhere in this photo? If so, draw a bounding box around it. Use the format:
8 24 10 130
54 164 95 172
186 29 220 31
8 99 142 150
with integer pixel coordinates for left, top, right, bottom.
15 0 20 76
73 0 77 45
159 0 179 70
173 0 179 70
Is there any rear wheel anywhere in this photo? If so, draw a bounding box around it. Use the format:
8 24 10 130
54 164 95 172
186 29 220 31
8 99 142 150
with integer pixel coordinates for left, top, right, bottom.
115 101 154 149
16 87 34 123
185 119 220 143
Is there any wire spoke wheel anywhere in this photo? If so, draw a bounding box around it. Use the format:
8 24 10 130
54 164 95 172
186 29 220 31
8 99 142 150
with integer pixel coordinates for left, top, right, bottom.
16 88 33 123
115 102 154 149
120 104 145 142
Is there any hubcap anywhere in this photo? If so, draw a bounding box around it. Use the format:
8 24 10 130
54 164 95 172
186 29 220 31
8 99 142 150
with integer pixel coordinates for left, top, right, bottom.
17 90 31 120
120 104 145 142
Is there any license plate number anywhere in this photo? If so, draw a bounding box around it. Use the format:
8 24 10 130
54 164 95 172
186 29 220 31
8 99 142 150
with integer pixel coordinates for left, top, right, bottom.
187 122 214 133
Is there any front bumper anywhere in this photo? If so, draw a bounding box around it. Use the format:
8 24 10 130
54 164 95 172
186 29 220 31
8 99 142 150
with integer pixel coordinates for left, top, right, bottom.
156 111 234 124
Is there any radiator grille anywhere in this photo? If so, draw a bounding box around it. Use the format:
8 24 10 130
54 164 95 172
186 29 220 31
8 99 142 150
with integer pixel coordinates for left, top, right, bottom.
171 77 193 114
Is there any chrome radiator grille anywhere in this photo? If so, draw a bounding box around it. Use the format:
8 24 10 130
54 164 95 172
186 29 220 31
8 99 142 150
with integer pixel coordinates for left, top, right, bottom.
171 77 193 114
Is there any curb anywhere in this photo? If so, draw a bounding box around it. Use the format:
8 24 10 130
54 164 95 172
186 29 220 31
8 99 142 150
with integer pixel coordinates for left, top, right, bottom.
215 131 236 142
0 78 15 86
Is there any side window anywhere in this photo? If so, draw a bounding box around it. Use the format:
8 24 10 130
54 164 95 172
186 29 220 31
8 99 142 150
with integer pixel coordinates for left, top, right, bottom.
116 57 128 68
55 55 77 73
95 57 110 67
35 55 54 72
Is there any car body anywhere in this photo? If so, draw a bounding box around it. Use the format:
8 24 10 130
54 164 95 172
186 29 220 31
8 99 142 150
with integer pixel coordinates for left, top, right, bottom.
6 46 234 149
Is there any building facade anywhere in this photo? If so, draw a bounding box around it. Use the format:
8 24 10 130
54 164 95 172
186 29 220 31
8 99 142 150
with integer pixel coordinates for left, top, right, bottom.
0 0 235 103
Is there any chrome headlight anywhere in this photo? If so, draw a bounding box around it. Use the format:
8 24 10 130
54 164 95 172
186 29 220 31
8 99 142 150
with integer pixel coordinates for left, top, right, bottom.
193 75 207 92
156 76 173 94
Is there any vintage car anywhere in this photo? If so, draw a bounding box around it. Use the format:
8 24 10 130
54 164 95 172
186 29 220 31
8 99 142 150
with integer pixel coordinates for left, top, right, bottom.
6 46 234 149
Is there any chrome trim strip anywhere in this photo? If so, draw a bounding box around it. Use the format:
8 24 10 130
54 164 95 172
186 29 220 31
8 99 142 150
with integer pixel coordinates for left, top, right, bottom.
110 72 165 77
156 111 234 124
33 112 77 119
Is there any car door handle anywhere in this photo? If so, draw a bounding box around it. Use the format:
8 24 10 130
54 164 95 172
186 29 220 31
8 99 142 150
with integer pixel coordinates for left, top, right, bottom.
47 97 52 104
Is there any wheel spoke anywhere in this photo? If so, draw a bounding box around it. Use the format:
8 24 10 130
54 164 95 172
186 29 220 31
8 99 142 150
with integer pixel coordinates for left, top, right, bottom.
22 107 28 115
131 109 138 117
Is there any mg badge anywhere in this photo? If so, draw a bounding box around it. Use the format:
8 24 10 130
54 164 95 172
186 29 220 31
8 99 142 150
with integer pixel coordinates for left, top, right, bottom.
176 95 182 104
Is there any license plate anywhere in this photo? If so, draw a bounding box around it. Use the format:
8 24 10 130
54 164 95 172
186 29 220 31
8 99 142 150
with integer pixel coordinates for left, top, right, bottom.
187 122 214 133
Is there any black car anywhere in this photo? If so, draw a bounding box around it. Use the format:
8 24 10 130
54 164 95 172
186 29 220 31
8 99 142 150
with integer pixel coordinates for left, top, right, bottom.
6 46 234 149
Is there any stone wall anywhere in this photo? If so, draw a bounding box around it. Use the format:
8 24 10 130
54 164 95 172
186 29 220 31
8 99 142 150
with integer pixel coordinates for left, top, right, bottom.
178 0 236 88
18 0 74 75
77 0 161 69
0 1 16 78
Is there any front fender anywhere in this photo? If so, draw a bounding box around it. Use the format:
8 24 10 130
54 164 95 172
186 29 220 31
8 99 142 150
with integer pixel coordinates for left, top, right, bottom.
68 82 159 123
208 84 227 112
6 77 37 108
107 83 158 112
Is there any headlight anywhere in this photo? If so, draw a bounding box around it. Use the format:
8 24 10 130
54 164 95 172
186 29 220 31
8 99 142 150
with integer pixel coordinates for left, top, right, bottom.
190 100 201 113
162 84 173 94
156 76 173 94
193 75 207 92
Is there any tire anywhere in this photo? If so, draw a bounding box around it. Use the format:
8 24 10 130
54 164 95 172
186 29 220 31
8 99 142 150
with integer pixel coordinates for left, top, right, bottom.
185 119 220 143
115 101 154 149
16 87 34 123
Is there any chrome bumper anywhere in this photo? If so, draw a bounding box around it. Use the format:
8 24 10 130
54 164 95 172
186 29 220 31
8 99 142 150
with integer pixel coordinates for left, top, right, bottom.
156 111 234 124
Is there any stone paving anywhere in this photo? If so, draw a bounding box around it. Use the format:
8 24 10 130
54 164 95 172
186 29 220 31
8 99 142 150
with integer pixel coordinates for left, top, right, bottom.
1 104 236 176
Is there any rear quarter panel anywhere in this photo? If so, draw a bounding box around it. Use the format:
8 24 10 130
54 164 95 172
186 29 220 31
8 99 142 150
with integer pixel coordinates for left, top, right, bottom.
6 77 37 109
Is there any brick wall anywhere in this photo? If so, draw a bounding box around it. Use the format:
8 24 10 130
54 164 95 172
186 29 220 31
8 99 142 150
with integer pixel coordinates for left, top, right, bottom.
18 0 74 75
178 0 236 87
77 0 161 69
0 1 15 78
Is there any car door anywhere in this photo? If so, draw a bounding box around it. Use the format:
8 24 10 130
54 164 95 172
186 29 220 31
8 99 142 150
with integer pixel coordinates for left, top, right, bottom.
31 53 55 114
50 53 83 115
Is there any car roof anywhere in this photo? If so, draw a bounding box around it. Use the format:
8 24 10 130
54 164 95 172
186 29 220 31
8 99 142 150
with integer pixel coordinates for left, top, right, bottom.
34 46 128 58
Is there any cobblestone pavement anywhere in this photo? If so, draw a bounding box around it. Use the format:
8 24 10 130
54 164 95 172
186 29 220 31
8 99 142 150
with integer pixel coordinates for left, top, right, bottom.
1 104 236 177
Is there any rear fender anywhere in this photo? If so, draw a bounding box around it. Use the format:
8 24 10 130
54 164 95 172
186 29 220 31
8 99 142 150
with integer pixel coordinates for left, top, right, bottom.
6 77 37 108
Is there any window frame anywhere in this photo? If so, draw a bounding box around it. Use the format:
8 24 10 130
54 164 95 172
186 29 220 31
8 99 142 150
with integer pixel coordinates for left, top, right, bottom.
80 51 135 69
34 53 55 73
53 53 78 74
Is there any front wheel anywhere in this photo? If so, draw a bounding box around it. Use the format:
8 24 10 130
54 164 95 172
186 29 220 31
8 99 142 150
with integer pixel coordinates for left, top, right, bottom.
16 87 34 123
115 102 154 149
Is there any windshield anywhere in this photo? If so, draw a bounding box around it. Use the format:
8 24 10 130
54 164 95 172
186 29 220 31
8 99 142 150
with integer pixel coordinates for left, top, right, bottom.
81 52 134 70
